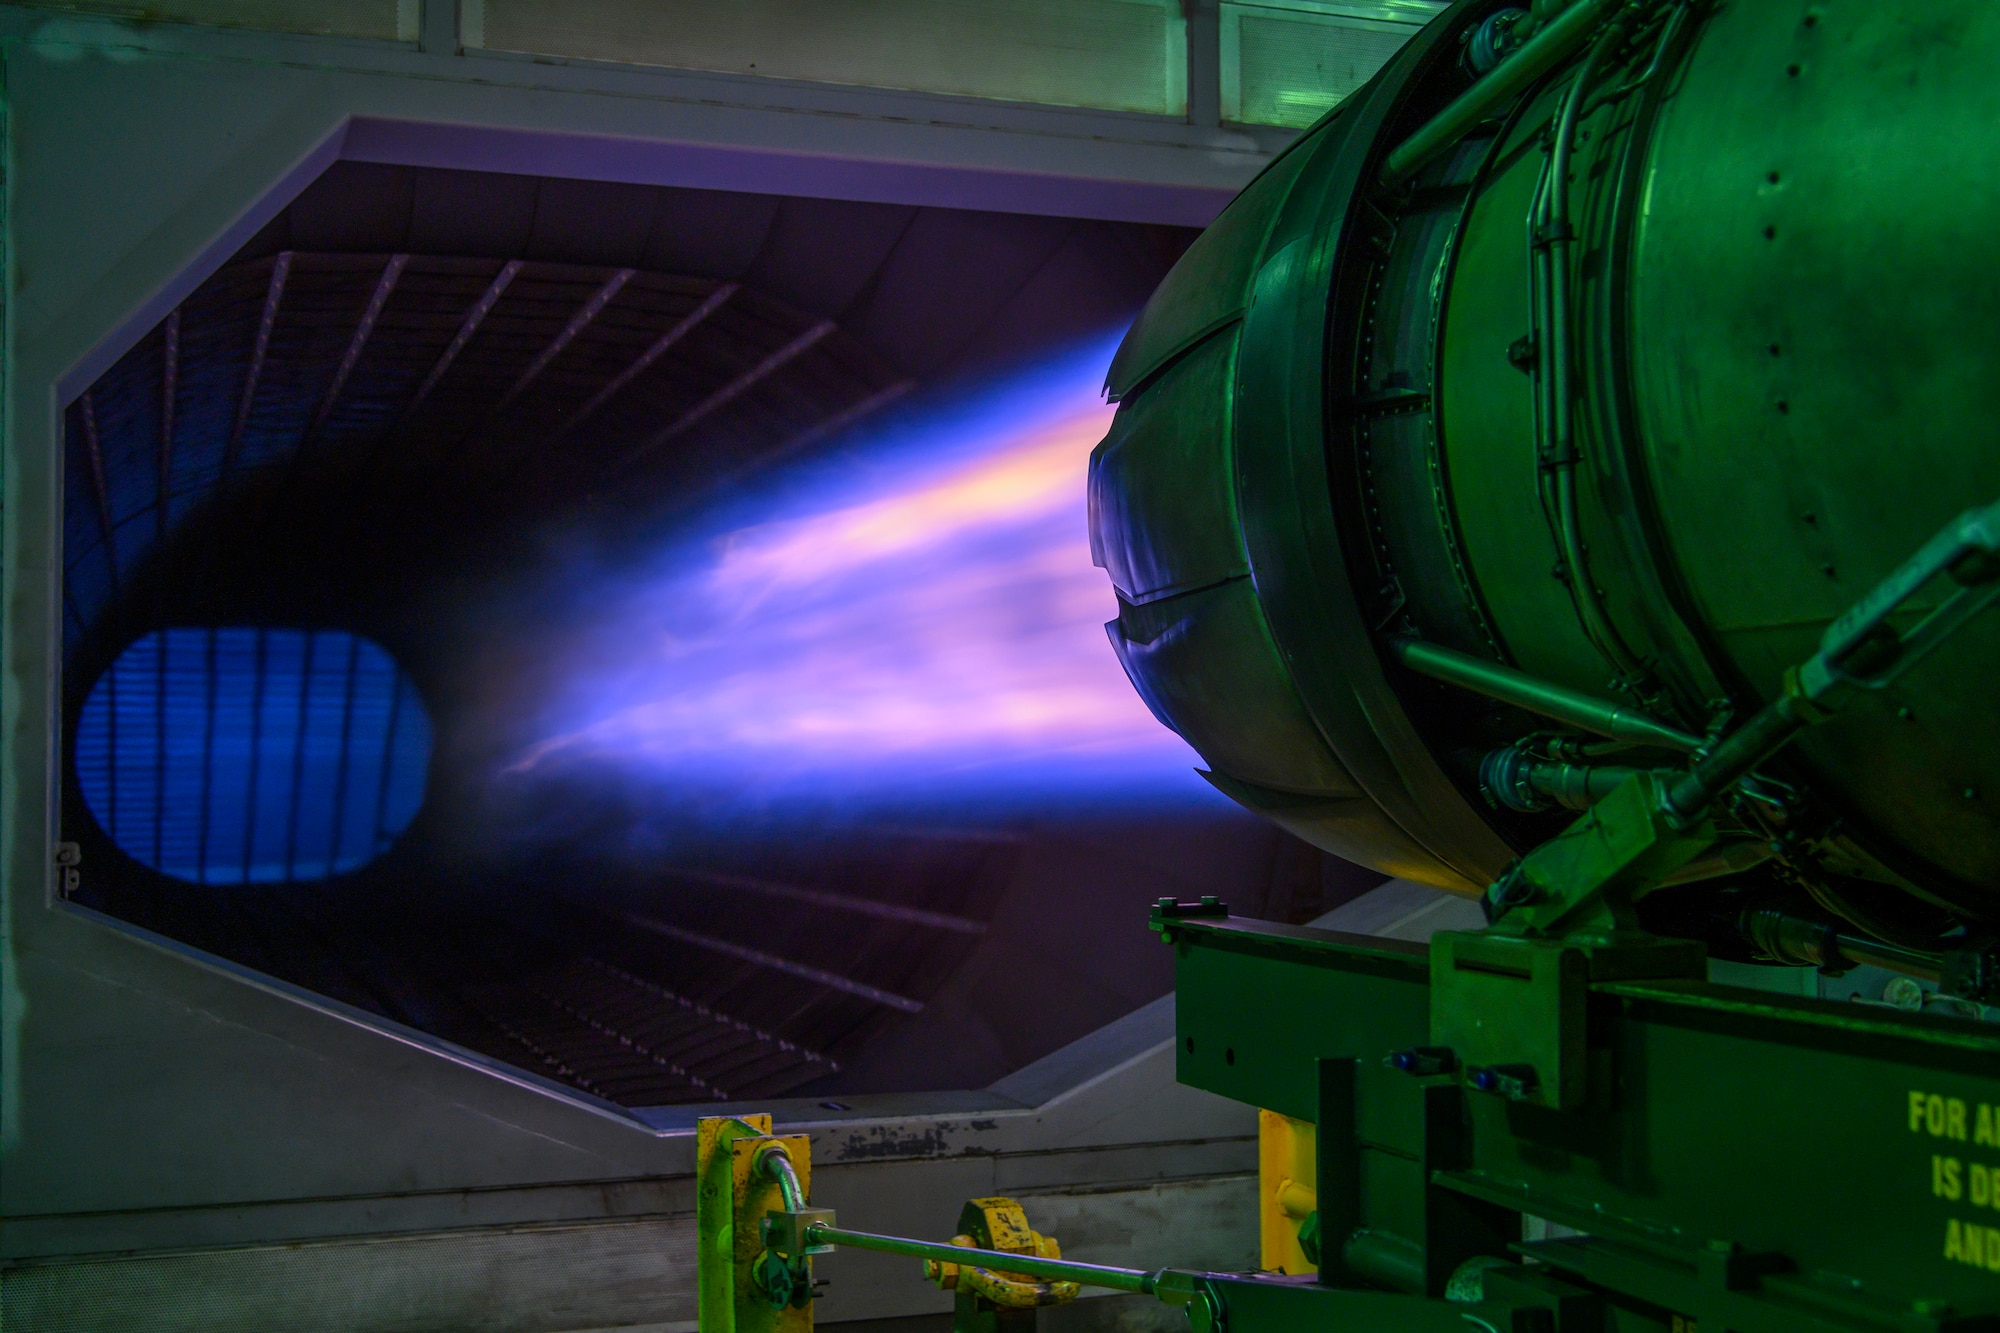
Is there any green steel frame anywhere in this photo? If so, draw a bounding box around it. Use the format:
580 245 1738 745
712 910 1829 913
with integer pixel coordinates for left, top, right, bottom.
1164 907 2000 1331
709 898 2000 1331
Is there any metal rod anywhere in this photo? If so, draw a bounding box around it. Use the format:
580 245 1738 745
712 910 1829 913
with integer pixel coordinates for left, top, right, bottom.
152 624 167 872
252 255 411 547
1663 689 1813 820
495 267 635 411
159 307 179 547
1390 637 1699 750
460 989 610 1099
350 258 518 515
1380 0 1625 190
303 253 408 447
806 1226 1158 1296
1534 13 1649 685
1668 501 2000 820
225 251 291 476
556 281 739 439
406 259 522 416
1741 907 1946 983
613 318 837 475
1481 745 1639 813
78 392 120 595
104 628 120 844
409 265 636 511
620 911 925 1013
1837 935 1944 983
528 982 721 1097
581 957 838 1070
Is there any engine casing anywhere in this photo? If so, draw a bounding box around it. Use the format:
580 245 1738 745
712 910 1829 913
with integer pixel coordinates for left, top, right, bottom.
1089 0 2000 935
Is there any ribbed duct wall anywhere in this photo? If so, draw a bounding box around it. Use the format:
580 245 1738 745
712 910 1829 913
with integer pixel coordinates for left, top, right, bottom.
59 163 1371 1107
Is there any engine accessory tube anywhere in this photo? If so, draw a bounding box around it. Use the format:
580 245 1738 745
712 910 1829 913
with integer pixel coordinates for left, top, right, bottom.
1480 744 1638 812
1392 637 1699 751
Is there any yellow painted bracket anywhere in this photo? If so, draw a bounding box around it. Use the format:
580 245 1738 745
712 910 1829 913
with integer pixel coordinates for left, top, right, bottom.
697 1115 817 1333
1258 1109 1317 1276
924 1198 1079 1332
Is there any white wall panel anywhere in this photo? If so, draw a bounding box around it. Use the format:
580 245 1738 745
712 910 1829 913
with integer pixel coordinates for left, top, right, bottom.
12 0 414 41
467 0 1187 117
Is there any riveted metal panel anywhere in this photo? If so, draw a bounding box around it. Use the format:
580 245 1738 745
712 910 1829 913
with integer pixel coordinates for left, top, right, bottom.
1109 577 1364 798
1089 326 1249 606
1628 0 2000 898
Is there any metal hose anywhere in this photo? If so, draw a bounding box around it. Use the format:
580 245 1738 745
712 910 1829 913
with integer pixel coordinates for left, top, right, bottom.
1531 9 1653 687
755 1144 809 1213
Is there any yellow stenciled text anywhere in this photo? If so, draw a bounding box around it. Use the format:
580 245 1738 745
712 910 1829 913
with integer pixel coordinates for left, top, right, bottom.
1936 1155 1965 1201
1911 1090 1974 1141
1946 1218 2000 1271
1944 1159 2000 1210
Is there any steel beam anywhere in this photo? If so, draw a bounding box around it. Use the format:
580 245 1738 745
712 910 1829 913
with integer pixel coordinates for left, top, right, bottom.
78 391 120 595
223 252 292 477
302 253 409 449
158 308 179 546
494 267 636 412
556 281 739 439
405 259 522 416
459 990 614 1101
582 957 839 1073
526 983 720 1098
612 318 836 475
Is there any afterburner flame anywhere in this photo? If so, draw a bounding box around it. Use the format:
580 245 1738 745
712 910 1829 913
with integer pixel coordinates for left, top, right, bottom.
505 334 1212 809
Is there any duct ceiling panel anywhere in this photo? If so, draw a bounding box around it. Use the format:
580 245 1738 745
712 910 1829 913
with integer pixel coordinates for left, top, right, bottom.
13 0 416 41
464 0 1189 117
1220 1 1440 128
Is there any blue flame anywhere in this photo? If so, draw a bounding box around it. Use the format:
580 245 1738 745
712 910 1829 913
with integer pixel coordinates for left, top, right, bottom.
498 333 1221 816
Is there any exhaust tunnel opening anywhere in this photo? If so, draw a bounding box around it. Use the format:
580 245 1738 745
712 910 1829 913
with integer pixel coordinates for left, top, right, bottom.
59 160 1387 1109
